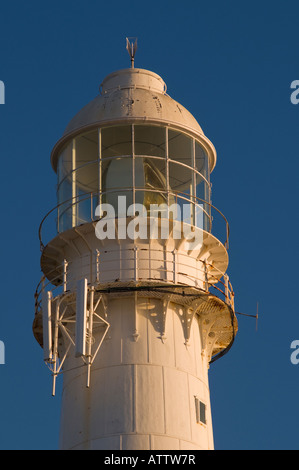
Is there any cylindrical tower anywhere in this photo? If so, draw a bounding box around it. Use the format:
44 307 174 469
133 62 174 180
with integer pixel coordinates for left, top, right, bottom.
33 58 237 450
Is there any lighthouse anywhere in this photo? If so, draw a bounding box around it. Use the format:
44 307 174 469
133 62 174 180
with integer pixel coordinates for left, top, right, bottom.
33 41 237 450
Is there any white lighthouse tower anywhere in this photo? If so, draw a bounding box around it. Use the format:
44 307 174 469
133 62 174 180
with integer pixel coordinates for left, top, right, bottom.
33 42 237 450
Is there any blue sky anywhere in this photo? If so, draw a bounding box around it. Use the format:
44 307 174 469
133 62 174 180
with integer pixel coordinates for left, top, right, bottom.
0 0 299 450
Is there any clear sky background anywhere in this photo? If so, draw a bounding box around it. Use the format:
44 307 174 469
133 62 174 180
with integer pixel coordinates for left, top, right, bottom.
0 0 298 450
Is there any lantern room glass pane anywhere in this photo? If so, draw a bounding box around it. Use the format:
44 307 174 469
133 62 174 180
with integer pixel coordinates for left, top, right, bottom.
57 131 99 231
195 173 210 231
169 161 192 196
195 141 209 180
57 179 72 232
169 162 193 225
57 141 73 183
134 125 166 157
168 129 192 166
134 157 168 209
74 131 99 227
195 173 208 201
101 126 132 158
75 131 99 193
57 141 73 232
102 157 133 212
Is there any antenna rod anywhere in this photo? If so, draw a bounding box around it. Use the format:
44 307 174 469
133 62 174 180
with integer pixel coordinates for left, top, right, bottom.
235 302 259 332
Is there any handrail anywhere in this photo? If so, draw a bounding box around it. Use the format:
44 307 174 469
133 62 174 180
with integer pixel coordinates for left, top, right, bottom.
38 190 230 250
34 249 235 316
56 154 212 194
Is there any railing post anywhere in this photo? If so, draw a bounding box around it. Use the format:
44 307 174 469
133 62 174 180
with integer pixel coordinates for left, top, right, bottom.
57 205 60 233
224 274 229 304
134 246 138 281
63 259 68 293
203 260 209 292
231 291 235 311
173 249 178 284
226 224 229 249
96 249 100 282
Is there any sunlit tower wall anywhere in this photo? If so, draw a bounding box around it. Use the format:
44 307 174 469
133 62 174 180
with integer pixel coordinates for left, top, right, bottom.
33 51 237 450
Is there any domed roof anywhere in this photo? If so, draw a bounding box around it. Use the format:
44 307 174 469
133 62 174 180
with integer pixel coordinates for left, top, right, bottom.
64 68 204 136
51 68 216 171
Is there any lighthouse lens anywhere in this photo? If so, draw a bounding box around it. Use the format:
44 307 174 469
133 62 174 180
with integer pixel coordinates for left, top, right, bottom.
102 157 167 212
102 157 133 209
